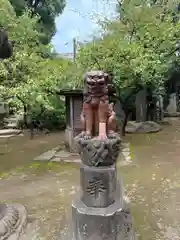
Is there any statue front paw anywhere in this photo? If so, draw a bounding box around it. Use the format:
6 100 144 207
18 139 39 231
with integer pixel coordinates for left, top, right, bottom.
79 131 85 138
84 131 92 140
80 131 92 139
97 134 107 140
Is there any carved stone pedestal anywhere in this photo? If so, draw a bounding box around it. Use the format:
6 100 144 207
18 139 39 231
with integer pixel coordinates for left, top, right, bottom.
0 203 27 240
72 134 135 240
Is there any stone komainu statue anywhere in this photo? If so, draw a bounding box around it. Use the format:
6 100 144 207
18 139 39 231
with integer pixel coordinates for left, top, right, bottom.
0 28 13 59
73 71 135 239
80 70 116 140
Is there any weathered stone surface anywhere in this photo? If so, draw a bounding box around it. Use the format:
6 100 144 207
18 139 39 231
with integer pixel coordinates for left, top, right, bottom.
157 119 172 125
164 112 180 117
126 121 161 133
136 89 147 122
0 203 27 240
62 159 81 163
3 116 19 129
54 150 71 158
3 116 17 124
72 132 136 239
72 197 135 240
34 147 80 163
0 134 23 139
34 150 57 161
4 122 17 129
51 157 81 163
80 164 117 208
75 134 121 166
166 93 177 114
0 129 22 136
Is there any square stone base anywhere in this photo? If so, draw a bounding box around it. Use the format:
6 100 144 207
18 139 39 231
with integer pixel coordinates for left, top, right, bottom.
72 197 135 240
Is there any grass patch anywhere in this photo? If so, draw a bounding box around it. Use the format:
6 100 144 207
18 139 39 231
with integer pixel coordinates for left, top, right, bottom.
0 161 79 179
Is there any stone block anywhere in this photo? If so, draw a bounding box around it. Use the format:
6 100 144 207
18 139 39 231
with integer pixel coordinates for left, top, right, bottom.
80 164 117 208
72 197 135 240
75 134 121 167
0 203 27 240
34 150 56 161
0 129 22 136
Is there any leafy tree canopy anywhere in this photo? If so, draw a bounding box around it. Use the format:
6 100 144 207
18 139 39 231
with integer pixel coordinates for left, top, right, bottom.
0 0 71 128
76 0 180 98
9 0 66 44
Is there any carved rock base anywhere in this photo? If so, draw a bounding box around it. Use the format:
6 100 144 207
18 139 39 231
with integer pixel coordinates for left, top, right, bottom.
73 132 135 239
72 197 135 240
75 134 121 166
0 203 27 240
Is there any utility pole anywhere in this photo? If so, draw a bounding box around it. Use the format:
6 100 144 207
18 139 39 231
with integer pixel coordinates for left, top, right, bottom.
73 37 77 63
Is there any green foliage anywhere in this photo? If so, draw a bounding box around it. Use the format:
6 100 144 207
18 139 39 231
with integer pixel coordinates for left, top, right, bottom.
0 0 71 130
2 0 180 131
28 95 66 130
77 0 180 101
9 0 66 44
0 1 44 87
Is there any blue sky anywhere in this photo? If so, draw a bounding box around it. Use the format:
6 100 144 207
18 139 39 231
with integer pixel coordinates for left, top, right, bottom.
51 0 117 53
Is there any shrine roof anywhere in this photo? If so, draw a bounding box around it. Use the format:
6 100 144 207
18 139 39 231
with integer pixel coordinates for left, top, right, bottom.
59 88 116 96
58 89 83 96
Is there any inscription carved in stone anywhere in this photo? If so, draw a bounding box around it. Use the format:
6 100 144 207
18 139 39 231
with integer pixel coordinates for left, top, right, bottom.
86 177 106 197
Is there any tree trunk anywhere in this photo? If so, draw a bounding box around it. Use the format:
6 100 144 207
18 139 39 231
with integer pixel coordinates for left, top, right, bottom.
113 85 142 136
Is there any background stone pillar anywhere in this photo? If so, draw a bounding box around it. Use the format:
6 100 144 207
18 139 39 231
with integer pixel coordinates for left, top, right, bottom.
166 93 177 114
136 88 147 122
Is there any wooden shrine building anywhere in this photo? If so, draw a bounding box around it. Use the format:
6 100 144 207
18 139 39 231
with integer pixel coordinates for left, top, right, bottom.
59 89 83 152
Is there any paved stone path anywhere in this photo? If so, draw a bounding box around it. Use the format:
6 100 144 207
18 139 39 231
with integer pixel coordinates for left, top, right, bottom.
34 142 132 164
0 128 22 138
34 147 81 163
